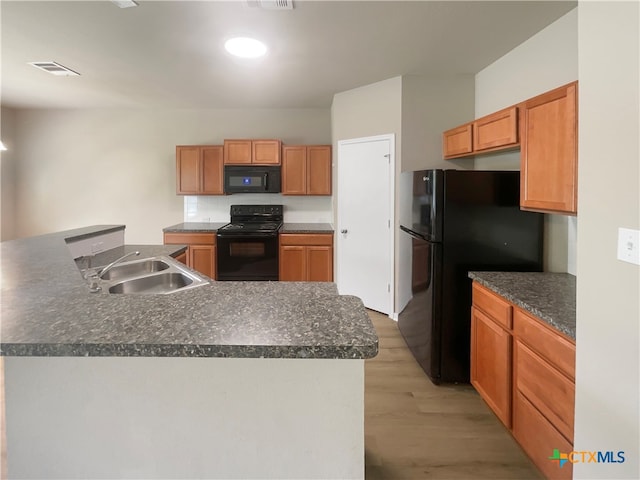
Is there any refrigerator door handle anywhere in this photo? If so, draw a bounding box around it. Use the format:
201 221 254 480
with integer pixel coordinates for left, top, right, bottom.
400 225 426 241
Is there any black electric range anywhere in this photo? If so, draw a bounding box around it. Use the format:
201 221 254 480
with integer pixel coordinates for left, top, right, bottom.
216 205 283 281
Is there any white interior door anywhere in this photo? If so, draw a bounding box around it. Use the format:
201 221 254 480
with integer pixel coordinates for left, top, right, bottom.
337 135 394 315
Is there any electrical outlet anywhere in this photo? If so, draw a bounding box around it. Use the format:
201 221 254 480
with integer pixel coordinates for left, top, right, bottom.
617 228 640 265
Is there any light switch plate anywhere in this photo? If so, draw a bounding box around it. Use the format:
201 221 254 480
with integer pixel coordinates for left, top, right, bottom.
617 227 640 265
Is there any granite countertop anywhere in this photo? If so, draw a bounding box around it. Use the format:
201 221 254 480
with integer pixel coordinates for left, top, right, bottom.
468 271 576 339
164 222 334 234
163 222 228 233
1 226 377 359
280 223 334 233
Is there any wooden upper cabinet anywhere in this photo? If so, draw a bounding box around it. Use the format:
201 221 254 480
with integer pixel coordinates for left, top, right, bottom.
473 106 519 152
224 139 281 165
252 140 281 165
176 145 223 195
443 124 473 159
307 146 332 195
282 145 331 195
520 81 578 215
282 146 307 195
223 140 252 164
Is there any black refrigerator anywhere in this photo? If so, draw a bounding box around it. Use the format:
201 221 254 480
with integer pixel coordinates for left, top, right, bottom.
399 169 543 384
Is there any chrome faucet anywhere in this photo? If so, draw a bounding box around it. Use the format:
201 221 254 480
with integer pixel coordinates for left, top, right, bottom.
85 251 140 292
96 251 140 279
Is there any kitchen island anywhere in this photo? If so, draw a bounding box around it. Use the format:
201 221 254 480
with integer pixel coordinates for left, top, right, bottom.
1 226 378 479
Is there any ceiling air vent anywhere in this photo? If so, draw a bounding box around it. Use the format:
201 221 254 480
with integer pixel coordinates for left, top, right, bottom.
28 61 80 76
243 0 293 10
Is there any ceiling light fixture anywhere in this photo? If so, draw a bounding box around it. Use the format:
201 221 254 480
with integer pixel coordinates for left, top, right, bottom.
28 61 80 76
111 0 138 8
224 37 267 59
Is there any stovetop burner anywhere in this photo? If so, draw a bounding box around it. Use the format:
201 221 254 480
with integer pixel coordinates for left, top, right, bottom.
218 221 282 234
217 204 284 237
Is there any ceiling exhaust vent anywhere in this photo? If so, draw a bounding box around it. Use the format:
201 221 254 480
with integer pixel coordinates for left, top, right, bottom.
28 61 80 76
244 0 293 10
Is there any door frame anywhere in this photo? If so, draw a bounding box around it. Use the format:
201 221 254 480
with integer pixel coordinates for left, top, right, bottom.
336 133 396 317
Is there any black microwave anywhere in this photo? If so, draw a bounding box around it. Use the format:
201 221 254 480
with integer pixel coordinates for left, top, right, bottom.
224 166 281 194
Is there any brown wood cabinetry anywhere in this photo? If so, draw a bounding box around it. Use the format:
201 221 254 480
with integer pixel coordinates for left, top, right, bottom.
443 107 519 159
279 233 333 282
176 146 224 195
471 281 576 480
470 284 513 428
520 82 578 215
282 145 332 195
223 139 281 165
473 107 519 152
442 124 473 159
163 232 216 279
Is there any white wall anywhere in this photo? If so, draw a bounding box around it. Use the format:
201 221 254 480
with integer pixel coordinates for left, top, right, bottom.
6 356 364 479
1 107 17 241
474 8 578 274
331 77 403 315
12 108 331 244
574 2 639 479
401 75 475 172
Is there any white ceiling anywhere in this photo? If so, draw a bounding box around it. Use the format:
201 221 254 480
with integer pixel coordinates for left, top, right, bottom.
1 0 576 110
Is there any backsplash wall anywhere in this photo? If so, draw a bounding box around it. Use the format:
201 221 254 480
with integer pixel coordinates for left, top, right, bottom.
184 195 333 223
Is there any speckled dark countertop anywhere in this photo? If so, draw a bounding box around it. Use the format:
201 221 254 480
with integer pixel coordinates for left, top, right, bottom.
1 226 377 359
280 223 334 233
163 222 227 233
163 222 334 234
468 271 576 339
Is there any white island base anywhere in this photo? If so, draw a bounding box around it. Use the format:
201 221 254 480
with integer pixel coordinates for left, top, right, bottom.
4 357 364 479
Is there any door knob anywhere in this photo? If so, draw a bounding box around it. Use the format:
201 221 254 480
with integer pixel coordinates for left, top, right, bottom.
341 229 348 234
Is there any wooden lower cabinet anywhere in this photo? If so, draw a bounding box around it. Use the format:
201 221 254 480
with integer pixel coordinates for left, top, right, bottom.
279 233 333 282
513 390 573 480
471 281 576 480
163 232 216 279
470 306 512 428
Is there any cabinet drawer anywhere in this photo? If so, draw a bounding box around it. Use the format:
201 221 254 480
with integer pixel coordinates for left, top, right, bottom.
515 340 574 442
279 233 333 246
163 232 216 245
513 390 573 480
472 283 512 329
514 308 575 380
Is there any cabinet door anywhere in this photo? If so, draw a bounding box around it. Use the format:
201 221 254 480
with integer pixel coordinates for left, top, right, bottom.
252 140 281 165
307 146 332 195
470 307 512 428
473 107 518 152
224 140 252 165
279 245 306 281
513 390 573 480
176 146 200 194
201 146 224 194
521 82 578 214
189 245 216 279
443 124 473 159
282 146 307 195
307 246 333 282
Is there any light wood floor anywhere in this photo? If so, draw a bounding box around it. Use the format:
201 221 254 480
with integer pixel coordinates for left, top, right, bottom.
364 310 543 480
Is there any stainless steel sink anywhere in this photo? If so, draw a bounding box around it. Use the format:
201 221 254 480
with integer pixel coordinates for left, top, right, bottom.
108 272 194 294
100 259 170 281
86 255 209 295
